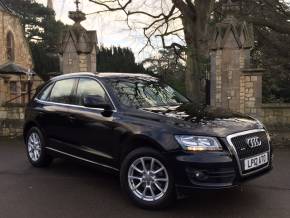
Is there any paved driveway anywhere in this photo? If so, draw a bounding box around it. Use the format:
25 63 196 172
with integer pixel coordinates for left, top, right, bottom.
0 138 289 218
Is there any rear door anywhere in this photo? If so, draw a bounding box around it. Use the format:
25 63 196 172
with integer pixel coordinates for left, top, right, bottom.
36 78 77 150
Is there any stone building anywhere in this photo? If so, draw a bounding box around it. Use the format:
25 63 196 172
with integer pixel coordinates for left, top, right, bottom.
0 0 37 106
59 2 98 74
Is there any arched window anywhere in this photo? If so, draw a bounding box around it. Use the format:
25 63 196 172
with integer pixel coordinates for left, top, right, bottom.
6 32 15 62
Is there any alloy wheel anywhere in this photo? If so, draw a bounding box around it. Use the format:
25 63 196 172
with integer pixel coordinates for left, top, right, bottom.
128 157 169 202
27 132 42 162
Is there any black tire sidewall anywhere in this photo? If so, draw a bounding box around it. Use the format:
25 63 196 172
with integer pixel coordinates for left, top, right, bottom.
120 147 175 209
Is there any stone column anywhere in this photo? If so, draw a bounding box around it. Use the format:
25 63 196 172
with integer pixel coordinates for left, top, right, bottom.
210 39 246 111
240 69 264 118
210 0 264 118
79 54 88 72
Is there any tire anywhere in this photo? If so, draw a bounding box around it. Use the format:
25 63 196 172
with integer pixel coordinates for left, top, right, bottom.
25 127 53 168
120 147 175 209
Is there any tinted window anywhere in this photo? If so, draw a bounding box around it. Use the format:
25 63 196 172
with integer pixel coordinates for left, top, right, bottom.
76 78 108 106
38 83 53 101
49 79 75 104
109 78 189 108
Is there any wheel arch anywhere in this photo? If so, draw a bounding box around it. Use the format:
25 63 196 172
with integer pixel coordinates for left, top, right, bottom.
119 134 166 163
23 121 39 141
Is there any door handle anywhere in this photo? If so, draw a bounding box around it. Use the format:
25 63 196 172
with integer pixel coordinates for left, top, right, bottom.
38 111 45 115
68 115 77 121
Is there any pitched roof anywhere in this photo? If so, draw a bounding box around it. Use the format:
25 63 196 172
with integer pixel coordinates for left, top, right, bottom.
0 0 16 14
59 24 97 54
0 62 35 75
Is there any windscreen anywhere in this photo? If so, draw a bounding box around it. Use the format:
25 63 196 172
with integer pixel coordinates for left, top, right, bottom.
109 78 189 108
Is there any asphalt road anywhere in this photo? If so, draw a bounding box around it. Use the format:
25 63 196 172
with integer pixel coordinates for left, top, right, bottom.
0 138 289 218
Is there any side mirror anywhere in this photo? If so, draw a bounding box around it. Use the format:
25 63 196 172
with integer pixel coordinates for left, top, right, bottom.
83 95 113 112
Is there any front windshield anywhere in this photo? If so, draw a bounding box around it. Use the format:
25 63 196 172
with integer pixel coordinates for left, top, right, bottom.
109 77 190 108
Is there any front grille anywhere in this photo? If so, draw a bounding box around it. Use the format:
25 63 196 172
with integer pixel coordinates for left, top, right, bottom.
230 131 270 159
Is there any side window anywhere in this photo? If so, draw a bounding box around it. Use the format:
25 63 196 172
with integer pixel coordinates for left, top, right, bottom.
7 31 15 62
49 79 75 104
38 83 53 101
76 78 108 106
9 81 17 94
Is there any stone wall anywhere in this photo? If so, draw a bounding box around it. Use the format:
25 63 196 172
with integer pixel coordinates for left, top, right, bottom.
262 104 290 129
0 74 43 106
0 75 42 137
261 104 290 147
0 106 24 137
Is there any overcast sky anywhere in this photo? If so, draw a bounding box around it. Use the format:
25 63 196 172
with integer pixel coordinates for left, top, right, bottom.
35 0 290 62
36 0 158 62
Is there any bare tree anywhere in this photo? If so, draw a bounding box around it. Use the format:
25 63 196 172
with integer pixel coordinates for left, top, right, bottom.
89 0 215 103
88 0 290 103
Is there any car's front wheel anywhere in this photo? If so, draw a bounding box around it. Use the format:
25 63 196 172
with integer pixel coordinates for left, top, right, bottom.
120 147 175 209
26 127 53 167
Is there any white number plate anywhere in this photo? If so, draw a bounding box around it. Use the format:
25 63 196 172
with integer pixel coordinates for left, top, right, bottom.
244 153 268 171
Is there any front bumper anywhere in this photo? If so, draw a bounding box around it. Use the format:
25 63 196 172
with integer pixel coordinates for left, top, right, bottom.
167 148 273 191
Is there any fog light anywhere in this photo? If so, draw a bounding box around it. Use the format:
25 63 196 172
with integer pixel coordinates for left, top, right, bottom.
194 170 208 181
271 153 274 162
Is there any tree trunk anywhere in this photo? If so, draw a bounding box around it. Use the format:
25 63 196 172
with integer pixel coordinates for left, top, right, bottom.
178 0 214 104
183 20 208 104
185 44 203 103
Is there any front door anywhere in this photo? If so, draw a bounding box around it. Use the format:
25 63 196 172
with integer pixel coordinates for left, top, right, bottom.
67 78 118 165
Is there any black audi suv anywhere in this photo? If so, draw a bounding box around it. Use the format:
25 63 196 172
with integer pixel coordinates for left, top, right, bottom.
24 72 272 209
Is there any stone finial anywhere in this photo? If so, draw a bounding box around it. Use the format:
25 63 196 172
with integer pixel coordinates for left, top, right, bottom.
69 10 86 24
69 0 86 24
222 0 240 23
47 0 53 10
75 0 81 11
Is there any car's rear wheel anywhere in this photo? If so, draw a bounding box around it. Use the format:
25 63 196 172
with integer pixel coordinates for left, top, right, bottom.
26 127 53 167
120 147 175 209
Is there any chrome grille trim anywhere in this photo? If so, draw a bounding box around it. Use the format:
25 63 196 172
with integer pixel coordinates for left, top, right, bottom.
226 129 271 177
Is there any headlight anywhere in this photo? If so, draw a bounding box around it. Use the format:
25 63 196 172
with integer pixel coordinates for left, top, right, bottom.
175 135 223 152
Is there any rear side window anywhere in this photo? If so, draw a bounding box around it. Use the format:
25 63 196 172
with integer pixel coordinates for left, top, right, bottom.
76 78 108 106
49 79 75 104
38 83 53 101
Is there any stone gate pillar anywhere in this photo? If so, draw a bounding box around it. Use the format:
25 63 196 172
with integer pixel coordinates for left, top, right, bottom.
59 2 98 74
210 0 263 118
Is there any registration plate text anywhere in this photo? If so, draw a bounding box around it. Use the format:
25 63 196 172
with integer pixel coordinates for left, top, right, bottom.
244 153 268 171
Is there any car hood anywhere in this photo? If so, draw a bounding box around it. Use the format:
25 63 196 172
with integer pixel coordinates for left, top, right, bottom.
140 104 261 137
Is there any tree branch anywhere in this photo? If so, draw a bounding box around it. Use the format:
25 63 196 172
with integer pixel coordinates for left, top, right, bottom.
88 0 132 12
249 17 290 34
